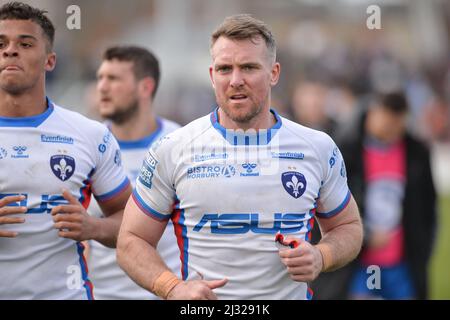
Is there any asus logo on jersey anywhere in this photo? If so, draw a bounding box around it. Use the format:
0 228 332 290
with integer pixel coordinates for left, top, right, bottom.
193 213 306 234
0 193 69 214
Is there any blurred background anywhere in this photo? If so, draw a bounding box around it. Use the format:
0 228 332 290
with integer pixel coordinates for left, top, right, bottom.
5 0 449 298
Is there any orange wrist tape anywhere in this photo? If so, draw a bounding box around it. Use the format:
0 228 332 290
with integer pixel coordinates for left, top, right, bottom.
152 271 182 299
316 243 333 272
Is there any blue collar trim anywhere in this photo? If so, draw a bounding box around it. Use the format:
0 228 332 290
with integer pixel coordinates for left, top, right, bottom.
117 118 163 150
210 107 282 145
0 97 54 128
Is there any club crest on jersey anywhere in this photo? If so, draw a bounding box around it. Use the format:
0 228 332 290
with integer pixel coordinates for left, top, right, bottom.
281 171 307 199
50 155 75 181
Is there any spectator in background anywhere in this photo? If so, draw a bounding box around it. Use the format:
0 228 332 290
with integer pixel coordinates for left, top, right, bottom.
420 95 450 143
301 79 365 300
337 92 436 299
290 80 337 136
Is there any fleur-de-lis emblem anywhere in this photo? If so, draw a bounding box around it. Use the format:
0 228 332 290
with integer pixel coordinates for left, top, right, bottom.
286 175 304 197
281 172 307 199
54 158 73 181
50 155 76 181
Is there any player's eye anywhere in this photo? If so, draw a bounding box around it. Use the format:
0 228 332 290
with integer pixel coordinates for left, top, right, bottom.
216 66 231 73
21 42 32 48
242 65 258 71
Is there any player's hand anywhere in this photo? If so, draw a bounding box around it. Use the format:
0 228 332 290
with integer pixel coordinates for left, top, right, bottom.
0 195 27 238
166 278 228 300
279 237 323 282
51 189 95 241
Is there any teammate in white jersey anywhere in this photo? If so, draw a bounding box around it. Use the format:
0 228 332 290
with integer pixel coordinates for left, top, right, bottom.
87 46 180 299
0 2 131 299
117 14 363 300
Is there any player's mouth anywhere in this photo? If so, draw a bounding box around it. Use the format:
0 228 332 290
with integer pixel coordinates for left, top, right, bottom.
1 65 22 72
229 94 248 101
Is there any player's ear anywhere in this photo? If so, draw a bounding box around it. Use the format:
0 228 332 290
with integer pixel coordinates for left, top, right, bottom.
139 77 156 99
270 62 280 86
45 52 56 72
209 66 215 89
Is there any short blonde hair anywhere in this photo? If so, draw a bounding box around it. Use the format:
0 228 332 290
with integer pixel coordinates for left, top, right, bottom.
211 14 277 61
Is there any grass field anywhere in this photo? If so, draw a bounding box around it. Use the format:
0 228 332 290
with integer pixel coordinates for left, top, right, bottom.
430 194 450 299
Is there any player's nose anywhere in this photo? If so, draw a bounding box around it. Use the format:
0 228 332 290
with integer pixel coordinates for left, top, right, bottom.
230 70 245 88
96 79 109 93
2 43 19 58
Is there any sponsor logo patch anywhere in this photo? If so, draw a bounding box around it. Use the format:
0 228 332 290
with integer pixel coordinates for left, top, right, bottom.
0 147 7 160
186 165 236 179
114 149 122 166
138 153 158 188
271 152 304 160
193 153 228 163
41 134 74 145
240 163 259 177
11 146 29 159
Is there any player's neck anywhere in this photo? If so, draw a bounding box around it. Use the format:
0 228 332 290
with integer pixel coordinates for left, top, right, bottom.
218 107 276 131
110 105 158 141
0 89 47 118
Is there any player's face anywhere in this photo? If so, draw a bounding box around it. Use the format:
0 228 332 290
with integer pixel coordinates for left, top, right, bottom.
0 19 55 95
209 36 280 125
96 60 140 124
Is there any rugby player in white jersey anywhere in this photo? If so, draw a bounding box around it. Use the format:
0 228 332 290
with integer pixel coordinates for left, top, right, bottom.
87 46 180 299
117 14 363 300
0 2 131 299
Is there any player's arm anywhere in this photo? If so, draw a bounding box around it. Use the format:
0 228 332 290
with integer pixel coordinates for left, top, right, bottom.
92 183 132 247
314 194 363 272
279 194 363 282
117 196 227 300
0 195 26 238
51 184 132 248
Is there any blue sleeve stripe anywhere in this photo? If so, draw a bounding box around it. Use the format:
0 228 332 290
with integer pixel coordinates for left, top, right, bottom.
316 190 351 219
96 177 130 202
132 189 171 221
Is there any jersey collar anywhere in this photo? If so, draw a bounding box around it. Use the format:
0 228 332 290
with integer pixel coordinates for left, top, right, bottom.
210 107 282 146
116 117 163 150
0 97 54 128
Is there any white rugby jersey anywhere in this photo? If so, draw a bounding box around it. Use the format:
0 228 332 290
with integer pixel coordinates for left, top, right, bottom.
133 108 351 300
0 99 130 300
88 118 181 300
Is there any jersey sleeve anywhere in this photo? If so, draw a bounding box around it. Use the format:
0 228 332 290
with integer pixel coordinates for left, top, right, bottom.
132 136 177 221
91 128 130 202
316 136 351 219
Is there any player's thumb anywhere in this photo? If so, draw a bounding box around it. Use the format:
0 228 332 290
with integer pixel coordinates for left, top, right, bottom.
204 278 228 289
